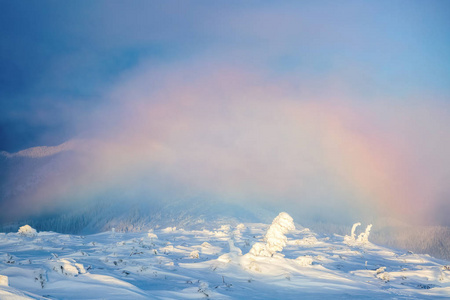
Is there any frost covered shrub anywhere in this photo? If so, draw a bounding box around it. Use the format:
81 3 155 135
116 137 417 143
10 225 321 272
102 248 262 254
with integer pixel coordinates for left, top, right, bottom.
236 223 245 231
375 267 390 282
249 242 272 257
344 222 372 245
147 231 158 239
350 223 361 240
0 275 8 286
296 255 313 266
249 212 295 257
233 223 246 236
189 250 199 259
51 259 85 276
294 236 318 245
18 225 37 237
357 224 372 243
219 225 231 232
162 227 176 233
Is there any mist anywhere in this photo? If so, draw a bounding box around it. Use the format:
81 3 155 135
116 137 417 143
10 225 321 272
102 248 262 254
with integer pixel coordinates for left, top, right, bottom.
1 1 450 246
1 60 449 231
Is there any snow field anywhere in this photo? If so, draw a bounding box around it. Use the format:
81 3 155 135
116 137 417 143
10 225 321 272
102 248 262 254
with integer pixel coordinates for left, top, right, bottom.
0 215 449 299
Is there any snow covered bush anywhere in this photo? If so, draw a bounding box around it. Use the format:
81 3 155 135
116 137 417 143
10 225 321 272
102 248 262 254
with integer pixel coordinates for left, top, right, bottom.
249 212 295 257
0 275 8 286
162 227 176 233
33 269 47 288
296 255 313 266
236 223 245 231
293 236 318 245
51 259 85 277
357 224 372 243
219 225 231 232
147 230 158 239
189 250 199 259
201 242 212 248
233 223 246 236
344 222 372 245
197 281 209 297
375 267 390 282
350 222 361 240
18 225 37 237
248 242 271 257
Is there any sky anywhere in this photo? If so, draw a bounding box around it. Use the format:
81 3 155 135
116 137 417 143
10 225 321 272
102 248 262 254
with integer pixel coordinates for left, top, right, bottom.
1 1 450 227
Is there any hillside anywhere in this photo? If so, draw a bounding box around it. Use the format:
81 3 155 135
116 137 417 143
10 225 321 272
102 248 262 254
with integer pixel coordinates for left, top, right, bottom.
1 216 449 299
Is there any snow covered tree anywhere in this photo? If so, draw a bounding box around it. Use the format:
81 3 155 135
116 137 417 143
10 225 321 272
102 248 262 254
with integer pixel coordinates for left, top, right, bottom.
345 222 372 245
249 212 295 257
357 224 372 243
350 222 361 240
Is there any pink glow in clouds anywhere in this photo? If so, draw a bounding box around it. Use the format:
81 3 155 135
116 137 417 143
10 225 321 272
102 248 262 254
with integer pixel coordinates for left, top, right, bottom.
3 63 449 226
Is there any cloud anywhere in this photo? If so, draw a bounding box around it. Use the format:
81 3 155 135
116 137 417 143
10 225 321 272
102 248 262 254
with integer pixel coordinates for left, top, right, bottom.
82 61 450 225
3 60 448 226
1 2 449 227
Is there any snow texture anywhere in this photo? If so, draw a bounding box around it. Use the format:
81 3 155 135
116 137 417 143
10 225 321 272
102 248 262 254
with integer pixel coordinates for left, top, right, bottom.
0 217 449 299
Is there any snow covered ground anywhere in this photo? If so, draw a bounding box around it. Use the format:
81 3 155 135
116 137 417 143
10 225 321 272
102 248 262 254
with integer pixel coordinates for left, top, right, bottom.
1 214 449 299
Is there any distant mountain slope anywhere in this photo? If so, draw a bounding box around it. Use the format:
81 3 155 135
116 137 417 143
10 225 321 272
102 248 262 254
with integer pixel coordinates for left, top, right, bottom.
0 140 275 230
0 141 85 222
0 140 78 159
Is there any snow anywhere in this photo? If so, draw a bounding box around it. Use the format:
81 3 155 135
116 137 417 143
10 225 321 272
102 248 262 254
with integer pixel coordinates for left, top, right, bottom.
0 217 449 299
147 231 158 239
0 275 8 286
350 222 361 240
345 222 373 246
17 225 37 238
249 212 295 257
357 224 373 243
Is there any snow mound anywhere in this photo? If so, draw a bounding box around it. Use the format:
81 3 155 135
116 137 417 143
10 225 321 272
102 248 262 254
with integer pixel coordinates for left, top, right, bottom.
51 259 86 276
17 225 37 237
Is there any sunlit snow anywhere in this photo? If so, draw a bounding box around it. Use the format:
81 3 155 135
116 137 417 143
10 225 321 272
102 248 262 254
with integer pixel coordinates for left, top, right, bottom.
1 214 449 299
